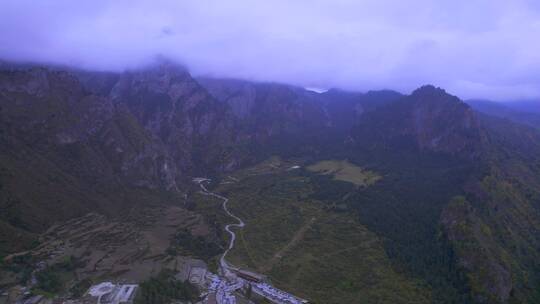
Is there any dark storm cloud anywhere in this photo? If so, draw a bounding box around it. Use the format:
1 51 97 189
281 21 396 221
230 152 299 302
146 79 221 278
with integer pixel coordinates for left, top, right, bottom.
1 0 539 100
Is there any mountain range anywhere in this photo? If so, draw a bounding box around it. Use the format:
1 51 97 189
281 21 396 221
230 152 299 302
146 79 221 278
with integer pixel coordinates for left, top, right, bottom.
1 62 539 303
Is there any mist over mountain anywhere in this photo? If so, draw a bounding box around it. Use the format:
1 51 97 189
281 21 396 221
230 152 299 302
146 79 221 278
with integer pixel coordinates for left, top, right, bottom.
467 99 540 130
2 1 540 100
1 2 540 304
504 101 540 114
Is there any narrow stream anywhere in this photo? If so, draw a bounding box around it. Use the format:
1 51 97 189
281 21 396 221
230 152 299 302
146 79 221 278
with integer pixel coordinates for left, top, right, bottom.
197 179 245 275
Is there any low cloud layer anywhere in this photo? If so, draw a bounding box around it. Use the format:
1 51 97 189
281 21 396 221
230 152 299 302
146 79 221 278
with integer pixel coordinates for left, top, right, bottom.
1 0 540 100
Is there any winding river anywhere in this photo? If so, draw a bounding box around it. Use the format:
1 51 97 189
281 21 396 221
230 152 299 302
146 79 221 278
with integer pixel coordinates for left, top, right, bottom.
196 178 245 276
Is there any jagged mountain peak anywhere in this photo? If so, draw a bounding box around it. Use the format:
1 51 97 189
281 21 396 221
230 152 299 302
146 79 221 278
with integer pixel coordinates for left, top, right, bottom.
351 84 482 158
411 84 445 95
410 84 467 107
406 86 481 157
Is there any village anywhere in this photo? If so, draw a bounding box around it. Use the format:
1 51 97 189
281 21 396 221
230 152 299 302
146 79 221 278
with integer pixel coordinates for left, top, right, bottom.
182 260 308 304
0 259 306 304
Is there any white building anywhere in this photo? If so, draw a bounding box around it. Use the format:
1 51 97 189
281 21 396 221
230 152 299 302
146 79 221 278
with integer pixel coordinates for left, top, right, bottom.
87 282 138 304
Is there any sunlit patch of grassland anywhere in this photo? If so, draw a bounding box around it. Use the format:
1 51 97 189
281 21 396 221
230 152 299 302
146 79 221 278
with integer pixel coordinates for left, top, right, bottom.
307 160 381 187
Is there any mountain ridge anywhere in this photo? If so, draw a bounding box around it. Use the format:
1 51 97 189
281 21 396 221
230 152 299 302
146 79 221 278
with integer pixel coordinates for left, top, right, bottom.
1 64 540 303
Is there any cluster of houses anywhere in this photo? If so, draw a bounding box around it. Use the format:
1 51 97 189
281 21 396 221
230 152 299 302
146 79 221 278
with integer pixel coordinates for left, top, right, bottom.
1 262 307 304
81 269 307 304
0 282 139 304
197 266 307 304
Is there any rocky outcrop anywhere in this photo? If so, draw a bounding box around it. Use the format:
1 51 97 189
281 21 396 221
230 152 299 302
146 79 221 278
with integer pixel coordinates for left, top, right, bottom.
109 63 244 176
408 86 482 157
351 85 483 158
199 77 330 139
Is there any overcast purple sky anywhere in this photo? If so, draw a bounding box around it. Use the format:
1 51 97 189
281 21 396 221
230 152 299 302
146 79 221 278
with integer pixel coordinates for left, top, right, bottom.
1 0 539 100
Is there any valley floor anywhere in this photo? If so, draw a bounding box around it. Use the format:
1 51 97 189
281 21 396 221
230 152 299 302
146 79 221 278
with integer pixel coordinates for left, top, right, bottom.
193 157 431 304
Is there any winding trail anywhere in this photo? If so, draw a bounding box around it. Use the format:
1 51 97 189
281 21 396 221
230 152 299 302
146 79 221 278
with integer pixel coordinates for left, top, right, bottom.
261 217 316 272
196 178 244 276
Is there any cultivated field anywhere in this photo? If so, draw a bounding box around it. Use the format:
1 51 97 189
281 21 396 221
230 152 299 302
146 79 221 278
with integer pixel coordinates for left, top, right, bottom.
307 160 381 187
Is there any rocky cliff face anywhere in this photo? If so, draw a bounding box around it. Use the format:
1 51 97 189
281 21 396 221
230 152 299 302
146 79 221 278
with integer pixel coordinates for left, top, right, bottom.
199 77 330 141
408 86 482 156
109 64 239 178
0 67 179 191
0 68 189 242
